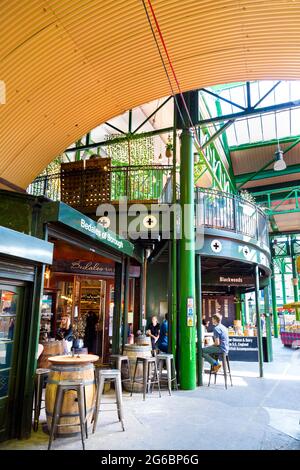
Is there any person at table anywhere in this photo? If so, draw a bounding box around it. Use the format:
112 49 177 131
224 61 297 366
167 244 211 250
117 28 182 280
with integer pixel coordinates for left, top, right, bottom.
56 314 74 352
202 313 229 372
156 314 168 353
146 315 160 350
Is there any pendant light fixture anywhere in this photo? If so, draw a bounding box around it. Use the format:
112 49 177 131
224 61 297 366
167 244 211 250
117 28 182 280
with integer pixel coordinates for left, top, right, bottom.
273 142 286 171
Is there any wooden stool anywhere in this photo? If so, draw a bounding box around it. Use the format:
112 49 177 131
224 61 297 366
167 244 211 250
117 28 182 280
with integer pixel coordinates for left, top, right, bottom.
130 356 161 401
92 369 125 433
157 353 178 395
33 368 50 432
208 353 233 389
48 380 88 450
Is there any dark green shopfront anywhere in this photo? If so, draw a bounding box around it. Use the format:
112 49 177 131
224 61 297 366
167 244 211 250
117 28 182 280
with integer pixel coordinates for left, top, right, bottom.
0 189 142 442
0 182 274 442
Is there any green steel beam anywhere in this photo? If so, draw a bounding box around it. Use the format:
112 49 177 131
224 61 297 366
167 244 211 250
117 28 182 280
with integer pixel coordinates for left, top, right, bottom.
133 96 172 134
201 87 246 111
104 121 126 135
75 139 81 161
283 136 300 155
237 157 275 189
229 134 300 152
196 98 300 127
252 81 281 109
199 94 236 192
65 126 174 152
235 163 300 183
215 100 234 176
128 109 132 134
202 120 235 151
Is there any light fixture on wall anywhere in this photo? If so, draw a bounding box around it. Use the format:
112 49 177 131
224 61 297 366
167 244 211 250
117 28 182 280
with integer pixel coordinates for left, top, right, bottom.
273 143 286 171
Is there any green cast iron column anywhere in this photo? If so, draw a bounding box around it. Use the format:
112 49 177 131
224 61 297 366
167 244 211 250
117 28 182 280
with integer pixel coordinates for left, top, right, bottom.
264 284 273 362
271 265 279 338
254 265 264 377
179 128 196 390
281 259 287 305
122 257 130 352
171 102 177 358
195 254 203 386
235 291 242 321
241 293 246 326
291 236 300 321
112 260 124 354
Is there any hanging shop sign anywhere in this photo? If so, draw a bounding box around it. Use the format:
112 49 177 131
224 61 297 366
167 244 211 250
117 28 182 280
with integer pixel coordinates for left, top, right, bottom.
187 297 194 327
52 259 140 277
228 336 258 362
217 275 254 286
43 201 141 260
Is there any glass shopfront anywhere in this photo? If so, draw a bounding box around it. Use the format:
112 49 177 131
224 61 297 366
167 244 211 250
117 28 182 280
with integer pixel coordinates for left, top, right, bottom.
0 282 24 440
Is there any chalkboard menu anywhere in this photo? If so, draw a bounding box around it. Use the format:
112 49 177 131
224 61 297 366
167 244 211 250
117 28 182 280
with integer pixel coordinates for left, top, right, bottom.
202 295 235 329
228 336 258 361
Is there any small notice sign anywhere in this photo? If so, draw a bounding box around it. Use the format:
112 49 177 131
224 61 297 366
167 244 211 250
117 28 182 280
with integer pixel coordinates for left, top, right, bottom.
187 297 194 327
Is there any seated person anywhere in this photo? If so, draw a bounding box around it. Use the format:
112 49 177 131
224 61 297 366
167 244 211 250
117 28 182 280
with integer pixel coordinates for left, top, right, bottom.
146 315 160 350
55 314 74 353
202 313 229 372
156 314 168 353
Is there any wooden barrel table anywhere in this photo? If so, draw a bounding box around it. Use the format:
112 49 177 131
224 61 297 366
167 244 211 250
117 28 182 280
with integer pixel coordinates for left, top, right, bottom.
38 340 64 369
135 335 151 347
45 354 98 436
122 344 152 392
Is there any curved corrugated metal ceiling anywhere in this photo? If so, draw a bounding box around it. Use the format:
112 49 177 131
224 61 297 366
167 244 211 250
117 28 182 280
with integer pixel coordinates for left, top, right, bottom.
1 0 300 188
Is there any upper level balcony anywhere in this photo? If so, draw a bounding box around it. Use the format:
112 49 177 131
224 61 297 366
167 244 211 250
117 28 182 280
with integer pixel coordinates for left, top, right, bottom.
27 163 270 255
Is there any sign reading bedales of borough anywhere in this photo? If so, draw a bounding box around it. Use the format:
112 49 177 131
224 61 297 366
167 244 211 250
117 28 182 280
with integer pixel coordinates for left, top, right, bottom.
56 203 135 258
228 336 258 362
53 260 140 277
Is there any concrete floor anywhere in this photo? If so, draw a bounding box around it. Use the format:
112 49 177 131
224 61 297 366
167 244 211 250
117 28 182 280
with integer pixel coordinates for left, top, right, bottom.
1 338 299 450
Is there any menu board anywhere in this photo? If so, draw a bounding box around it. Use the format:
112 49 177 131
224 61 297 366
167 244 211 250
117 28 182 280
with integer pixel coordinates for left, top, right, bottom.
202 294 235 329
228 336 258 361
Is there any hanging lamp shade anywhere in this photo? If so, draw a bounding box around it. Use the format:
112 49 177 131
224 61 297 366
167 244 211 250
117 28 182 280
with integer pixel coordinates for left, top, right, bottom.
273 145 286 171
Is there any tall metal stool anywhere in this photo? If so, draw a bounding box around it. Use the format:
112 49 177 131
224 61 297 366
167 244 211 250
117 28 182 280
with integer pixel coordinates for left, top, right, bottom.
208 353 233 389
130 356 161 401
33 368 50 432
48 380 88 450
109 354 131 388
157 353 178 395
92 368 125 433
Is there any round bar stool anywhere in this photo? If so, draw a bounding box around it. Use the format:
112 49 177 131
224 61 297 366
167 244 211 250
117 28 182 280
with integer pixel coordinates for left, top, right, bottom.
157 353 178 395
92 368 125 433
208 353 233 389
109 354 131 388
130 356 161 401
48 380 88 450
33 368 50 432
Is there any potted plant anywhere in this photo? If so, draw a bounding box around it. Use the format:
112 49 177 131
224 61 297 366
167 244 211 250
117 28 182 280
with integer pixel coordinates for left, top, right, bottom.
165 141 173 158
72 316 86 349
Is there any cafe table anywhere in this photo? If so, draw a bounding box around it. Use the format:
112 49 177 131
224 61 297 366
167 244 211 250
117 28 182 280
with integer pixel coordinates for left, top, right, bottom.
45 354 99 436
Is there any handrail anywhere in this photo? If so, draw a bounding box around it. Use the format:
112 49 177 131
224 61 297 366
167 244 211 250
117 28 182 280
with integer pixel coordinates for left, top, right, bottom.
27 170 269 248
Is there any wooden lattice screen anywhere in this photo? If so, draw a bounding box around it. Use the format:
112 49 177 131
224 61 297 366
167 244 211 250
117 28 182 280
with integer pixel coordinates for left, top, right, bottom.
60 158 111 213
